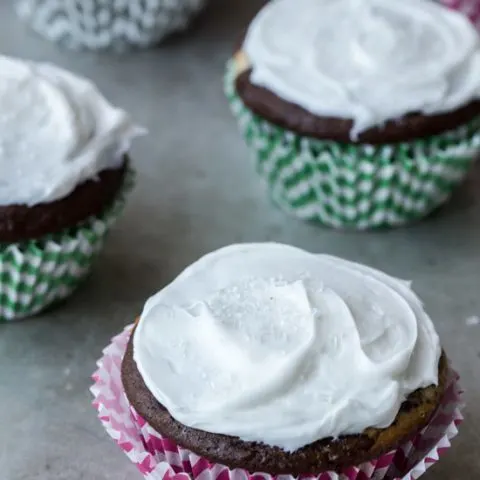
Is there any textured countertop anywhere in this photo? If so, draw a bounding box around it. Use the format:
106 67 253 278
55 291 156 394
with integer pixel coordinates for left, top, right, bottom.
1 1 479 479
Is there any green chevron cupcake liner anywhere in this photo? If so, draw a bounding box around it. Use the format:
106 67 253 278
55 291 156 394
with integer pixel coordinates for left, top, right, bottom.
0 169 135 322
225 61 480 229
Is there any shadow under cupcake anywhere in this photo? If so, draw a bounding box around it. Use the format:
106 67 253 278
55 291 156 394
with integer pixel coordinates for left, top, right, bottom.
0 55 143 321
225 0 480 229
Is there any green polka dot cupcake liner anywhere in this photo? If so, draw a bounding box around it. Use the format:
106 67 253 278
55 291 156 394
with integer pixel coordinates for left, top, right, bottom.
225 61 480 229
15 0 207 51
0 169 135 322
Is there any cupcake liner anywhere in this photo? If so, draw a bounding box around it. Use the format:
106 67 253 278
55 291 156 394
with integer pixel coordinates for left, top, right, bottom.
92 325 463 480
224 61 480 229
442 0 480 28
0 169 134 322
15 0 207 51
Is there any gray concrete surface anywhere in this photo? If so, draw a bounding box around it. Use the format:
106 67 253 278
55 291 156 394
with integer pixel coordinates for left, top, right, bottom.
0 1 479 479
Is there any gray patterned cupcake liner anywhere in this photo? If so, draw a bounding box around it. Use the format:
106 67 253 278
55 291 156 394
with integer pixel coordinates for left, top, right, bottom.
225 60 480 229
15 0 207 51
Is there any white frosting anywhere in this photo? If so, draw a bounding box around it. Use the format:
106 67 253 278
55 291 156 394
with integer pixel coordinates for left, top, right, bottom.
134 243 441 452
243 0 480 138
0 55 143 206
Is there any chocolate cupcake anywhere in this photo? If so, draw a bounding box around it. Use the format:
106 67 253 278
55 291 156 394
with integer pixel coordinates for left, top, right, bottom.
111 243 461 479
0 55 142 321
225 0 480 229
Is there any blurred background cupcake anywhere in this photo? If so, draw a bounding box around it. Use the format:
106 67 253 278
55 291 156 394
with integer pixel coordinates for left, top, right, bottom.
0 55 143 321
225 0 480 229
15 0 207 51
442 0 480 28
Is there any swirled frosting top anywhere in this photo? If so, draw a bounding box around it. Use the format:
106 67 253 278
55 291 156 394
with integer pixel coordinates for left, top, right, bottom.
133 243 441 452
242 0 480 138
0 55 143 206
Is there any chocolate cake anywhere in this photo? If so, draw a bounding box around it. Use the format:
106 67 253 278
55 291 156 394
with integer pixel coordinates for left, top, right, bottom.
122 329 447 475
0 159 128 243
224 0 480 228
121 243 449 476
235 58 480 145
0 53 140 320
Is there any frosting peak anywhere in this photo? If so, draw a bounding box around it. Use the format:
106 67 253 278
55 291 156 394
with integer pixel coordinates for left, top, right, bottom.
0 55 143 206
134 244 441 452
243 0 480 138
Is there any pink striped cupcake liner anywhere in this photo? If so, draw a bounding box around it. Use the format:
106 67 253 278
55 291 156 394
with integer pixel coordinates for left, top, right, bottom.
442 0 480 27
91 326 464 480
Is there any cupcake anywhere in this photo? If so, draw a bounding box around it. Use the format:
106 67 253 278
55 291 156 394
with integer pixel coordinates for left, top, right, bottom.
0 55 142 321
93 244 463 480
442 0 480 28
15 0 207 51
225 0 480 229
